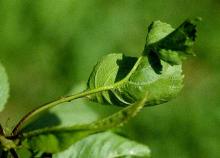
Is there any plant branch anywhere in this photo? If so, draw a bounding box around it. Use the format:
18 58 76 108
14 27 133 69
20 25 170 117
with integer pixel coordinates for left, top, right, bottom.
12 85 114 136
21 93 148 138
12 56 143 136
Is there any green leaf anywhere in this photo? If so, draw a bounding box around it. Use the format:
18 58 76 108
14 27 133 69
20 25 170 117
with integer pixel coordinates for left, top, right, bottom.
54 132 150 158
19 95 147 155
0 62 9 112
121 57 183 106
87 54 138 105
88 19 198 107
144 19 199 66
88 54 183 107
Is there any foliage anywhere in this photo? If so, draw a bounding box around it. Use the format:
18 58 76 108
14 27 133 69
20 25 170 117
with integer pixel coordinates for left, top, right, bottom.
0 18 198 158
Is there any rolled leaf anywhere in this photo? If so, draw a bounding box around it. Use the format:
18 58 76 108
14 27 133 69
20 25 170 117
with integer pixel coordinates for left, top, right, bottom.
88 54 183 106
87 19 199 107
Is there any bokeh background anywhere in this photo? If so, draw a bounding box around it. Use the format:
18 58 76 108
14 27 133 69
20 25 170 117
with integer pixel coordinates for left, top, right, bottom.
0 0 220 157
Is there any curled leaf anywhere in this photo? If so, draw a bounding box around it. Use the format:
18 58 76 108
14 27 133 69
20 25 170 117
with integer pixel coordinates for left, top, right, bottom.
87 19 198 107
88 54 183 107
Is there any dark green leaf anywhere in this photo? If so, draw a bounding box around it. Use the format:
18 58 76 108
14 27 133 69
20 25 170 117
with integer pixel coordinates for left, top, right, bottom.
0 62 9 112
54 132 150 158
144 19 199 66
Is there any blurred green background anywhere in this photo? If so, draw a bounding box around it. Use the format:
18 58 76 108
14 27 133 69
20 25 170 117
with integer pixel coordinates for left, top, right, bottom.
0 0 220 157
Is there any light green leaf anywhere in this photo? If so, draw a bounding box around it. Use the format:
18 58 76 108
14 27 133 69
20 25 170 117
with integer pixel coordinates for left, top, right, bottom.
88 54 183 107
19 95 147 155
121 57 183 106
87 19 199 107
54 132 150 158
0 62 9 112
87 54 138 105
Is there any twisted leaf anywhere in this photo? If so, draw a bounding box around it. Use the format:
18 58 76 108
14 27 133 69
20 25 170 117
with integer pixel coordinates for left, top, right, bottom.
87 19 198 107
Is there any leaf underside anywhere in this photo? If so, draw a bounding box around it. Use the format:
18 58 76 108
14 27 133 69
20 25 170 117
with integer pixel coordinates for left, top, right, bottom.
88 54 183 107
87 19 199 107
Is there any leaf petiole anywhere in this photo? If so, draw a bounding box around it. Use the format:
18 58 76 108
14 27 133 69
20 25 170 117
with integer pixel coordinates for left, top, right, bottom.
12 56 143 136
12 85 114 136
20 93 148 138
